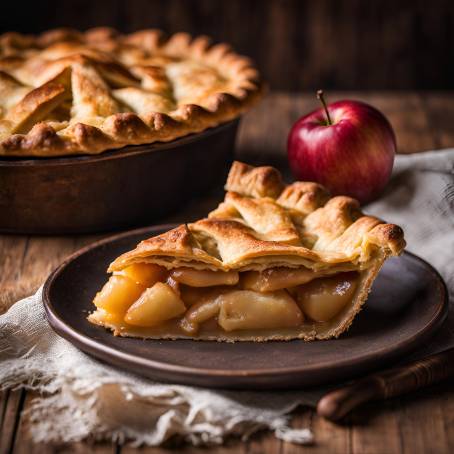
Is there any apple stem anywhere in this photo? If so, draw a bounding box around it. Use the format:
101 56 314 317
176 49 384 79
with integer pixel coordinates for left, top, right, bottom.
316 90 332 125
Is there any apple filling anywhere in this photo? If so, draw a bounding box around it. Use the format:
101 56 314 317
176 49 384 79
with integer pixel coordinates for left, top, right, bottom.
90 263 361 337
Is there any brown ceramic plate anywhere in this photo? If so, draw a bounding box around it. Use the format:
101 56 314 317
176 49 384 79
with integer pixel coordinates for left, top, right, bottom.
43 225 448 390
0 120 238 235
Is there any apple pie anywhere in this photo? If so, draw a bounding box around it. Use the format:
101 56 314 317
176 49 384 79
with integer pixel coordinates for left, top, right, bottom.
89 161 405 341
0 28 262 157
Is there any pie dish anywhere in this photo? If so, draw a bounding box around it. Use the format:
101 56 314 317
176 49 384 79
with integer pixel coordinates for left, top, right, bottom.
89 161 406 341
0 27 262 157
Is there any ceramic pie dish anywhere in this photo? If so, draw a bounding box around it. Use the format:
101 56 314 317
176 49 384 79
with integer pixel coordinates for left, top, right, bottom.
0 120 239 234
0 27 263 233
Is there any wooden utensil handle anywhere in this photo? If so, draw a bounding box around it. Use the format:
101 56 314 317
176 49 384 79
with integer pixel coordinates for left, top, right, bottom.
317 347 454 422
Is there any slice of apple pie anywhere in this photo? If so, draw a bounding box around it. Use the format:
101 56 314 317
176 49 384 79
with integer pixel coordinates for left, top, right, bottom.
88 161 405 341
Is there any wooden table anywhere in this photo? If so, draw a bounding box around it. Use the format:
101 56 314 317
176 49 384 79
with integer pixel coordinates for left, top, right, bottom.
1 91 453 454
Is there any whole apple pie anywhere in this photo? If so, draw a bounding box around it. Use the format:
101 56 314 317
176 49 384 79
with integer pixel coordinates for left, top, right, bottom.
0 28 262 156
89 161 405 341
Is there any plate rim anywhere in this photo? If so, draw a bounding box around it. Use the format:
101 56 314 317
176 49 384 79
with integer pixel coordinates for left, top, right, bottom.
43 224 449 381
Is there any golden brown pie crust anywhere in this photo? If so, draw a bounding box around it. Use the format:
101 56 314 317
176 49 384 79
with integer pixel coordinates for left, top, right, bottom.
0 28 263 157
110 162 405 273
90 162 406 341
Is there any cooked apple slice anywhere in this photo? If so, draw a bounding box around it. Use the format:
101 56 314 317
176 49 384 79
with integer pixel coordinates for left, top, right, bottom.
166 276 181 295
171 268 239 287
241 267 323 292
180 296 221 335
218 290 304 332
117 263 168 287
179 284 233 306
93 275 146 316
296 272 358 322
179 285 211 306
95 308 125 325
124 282 186 327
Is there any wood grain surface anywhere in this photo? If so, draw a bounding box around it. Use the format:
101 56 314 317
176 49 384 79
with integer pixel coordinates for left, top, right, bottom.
317 347 454 422
3 0 454 91
1 91 454 453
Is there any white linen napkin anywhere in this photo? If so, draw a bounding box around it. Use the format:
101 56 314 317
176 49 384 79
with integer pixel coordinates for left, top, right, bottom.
1 149 453 447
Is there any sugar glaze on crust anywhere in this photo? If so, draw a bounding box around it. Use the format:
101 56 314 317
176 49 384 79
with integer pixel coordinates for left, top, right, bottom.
0 28 263 157
92 162 406 342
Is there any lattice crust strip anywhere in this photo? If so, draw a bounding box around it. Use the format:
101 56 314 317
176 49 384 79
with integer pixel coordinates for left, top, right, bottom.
109 162 405 273
0 28 263 156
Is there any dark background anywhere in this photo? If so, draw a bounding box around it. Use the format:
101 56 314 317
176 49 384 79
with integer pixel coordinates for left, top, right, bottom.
2 0 453 90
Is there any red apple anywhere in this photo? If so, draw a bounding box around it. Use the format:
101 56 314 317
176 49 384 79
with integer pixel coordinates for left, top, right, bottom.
287 91 396 204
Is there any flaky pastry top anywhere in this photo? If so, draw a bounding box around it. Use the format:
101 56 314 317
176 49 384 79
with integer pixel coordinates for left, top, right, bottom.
0 28 262 157
109 162 405 272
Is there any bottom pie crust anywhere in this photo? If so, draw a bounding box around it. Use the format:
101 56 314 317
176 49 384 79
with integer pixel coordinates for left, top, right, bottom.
88 258 384 342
